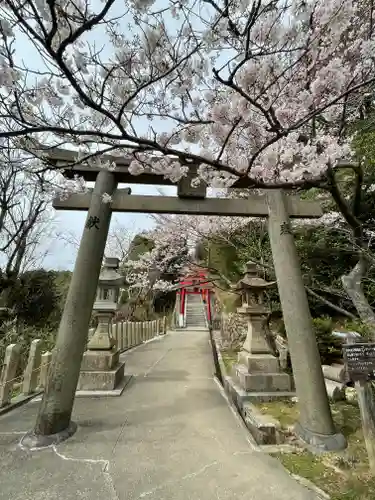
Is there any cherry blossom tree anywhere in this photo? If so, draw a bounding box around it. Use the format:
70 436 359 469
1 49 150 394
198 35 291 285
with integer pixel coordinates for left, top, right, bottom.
125 224 189 291
1 0 375 327
121 224 189 318
0 0 373 188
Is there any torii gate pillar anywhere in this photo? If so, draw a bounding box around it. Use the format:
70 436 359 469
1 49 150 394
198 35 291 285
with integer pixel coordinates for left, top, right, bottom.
267 190 346 451
29 170 118 444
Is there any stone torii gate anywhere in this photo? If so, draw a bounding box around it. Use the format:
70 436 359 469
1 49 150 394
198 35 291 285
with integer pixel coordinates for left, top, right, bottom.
32 147 345 451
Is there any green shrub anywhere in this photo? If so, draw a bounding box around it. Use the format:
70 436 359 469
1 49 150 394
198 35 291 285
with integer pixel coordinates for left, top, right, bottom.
343 319 373 340
312 317 343 364
5 269 61 328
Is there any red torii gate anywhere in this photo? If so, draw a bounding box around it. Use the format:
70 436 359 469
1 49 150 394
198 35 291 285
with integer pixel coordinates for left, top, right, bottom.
177 266 214 326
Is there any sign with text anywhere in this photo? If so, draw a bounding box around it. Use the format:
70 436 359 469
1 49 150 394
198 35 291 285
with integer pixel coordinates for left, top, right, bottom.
343 343 375 381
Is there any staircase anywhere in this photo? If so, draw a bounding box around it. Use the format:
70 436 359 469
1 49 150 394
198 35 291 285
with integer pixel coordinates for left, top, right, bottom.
185 294 207 329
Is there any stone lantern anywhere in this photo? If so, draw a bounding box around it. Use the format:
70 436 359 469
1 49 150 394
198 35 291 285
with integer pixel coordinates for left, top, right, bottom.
78 257 127 394
87 257 125 350
235 260 277 355
233 260 291 395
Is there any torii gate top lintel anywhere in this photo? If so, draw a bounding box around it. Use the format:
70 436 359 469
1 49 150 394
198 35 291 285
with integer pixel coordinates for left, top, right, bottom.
46 147 323 219
45 146 201 188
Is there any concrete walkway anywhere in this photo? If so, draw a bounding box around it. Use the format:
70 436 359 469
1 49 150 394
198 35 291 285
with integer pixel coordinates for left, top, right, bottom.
0 330 322 500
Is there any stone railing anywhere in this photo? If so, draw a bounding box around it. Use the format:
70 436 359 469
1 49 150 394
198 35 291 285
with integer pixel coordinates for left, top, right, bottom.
0 316 168 410
88 316 167 351
0 339 51 410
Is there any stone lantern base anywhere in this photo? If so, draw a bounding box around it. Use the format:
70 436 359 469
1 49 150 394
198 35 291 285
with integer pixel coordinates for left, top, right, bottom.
234 354 291 393
77 347 128 393
232 309 293 398
77 313 130 394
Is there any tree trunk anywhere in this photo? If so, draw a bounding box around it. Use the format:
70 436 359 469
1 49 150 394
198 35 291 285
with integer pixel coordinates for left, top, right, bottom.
341 256 375 339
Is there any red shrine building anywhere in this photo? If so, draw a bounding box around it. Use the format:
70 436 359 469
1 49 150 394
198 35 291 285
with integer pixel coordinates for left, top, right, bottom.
176 265 214 328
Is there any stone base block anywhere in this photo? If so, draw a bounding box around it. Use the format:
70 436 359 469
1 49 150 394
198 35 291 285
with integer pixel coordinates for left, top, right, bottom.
225 375 295 405
77 362 125 391
76 374 133 397
242 402 284 445
81 348 120 371
223 376 295 444
234 364 291 392
237 352 280 373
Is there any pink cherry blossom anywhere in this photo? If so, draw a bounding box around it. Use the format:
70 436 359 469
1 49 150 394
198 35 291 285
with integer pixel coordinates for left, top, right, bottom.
0 0 372 190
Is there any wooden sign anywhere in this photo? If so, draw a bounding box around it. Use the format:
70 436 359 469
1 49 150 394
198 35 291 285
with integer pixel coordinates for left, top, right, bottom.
345 338 375 473
343 343 375 381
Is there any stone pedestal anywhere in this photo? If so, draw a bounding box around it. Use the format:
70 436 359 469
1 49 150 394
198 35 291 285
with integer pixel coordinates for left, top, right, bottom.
77 347 126 392
87 312 116 351
234 305 292 398
239 307 271 354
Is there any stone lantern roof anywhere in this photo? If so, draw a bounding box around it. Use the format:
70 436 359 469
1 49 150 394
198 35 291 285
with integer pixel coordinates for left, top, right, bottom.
99 257 125 287
234 261 276 291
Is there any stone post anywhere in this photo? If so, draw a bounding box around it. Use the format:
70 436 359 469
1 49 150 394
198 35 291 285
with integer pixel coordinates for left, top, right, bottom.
0 344 21 407
135 323 140 344
126 322 130 348
131 322 136 346
121 321 128 350
140 322 144 342
39 352 52 389
156 318 161 336
33 170 117 441
162 316 167 335
132 322 137 345
267 190 346 451
127 322 132 347
152 320 157 337
118 322 123 350
23 339 42 395
133 323 137 345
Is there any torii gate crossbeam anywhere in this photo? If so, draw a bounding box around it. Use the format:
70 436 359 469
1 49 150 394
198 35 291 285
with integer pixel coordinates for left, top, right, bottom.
53 189 322 218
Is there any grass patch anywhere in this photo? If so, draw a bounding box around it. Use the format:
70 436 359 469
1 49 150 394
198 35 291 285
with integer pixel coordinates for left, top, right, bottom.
256 400 375 499
256 400 300 428
220 349 238 373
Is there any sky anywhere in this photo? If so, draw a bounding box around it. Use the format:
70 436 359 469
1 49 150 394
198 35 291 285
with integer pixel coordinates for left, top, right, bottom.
10 0 222 271
42 183 176 270
11 2 186 271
